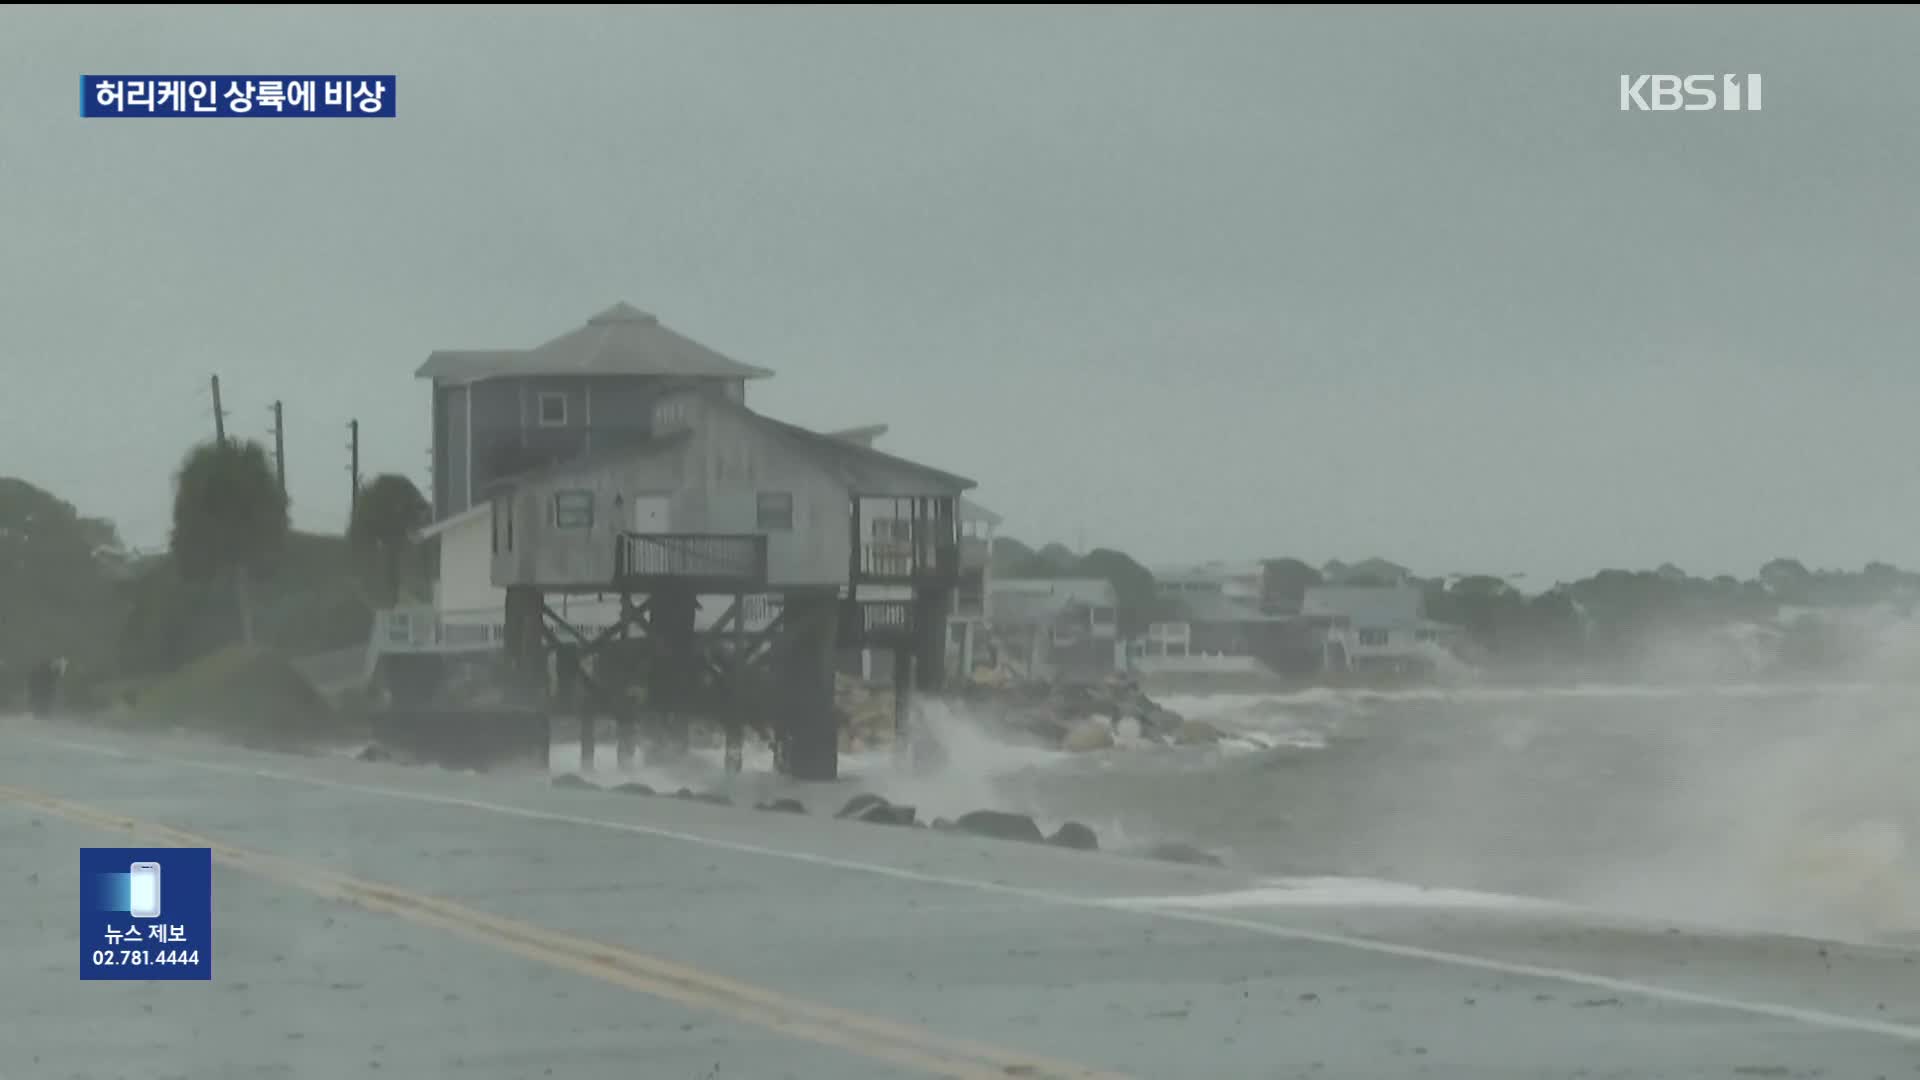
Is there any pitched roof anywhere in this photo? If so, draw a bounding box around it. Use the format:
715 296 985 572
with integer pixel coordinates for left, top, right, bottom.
1301 585 1425 626
484 392 974 497
988 578 1117 624
959 497 1001 527
828 423 997 518
416 303 775 382
824 424 889 447
755 411 974 495
481 430 695 494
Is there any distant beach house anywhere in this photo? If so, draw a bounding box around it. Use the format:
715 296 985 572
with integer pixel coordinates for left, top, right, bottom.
1140 571 1324 675
1300 584 1458 673
985 577 1124 681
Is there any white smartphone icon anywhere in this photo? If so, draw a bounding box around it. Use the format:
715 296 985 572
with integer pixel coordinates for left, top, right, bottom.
128 862 162 919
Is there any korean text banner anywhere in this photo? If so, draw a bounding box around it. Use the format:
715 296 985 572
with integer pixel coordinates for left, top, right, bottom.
81 76 396 118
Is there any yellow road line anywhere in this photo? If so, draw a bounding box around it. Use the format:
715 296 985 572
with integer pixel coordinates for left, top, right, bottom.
2 783 1126 1080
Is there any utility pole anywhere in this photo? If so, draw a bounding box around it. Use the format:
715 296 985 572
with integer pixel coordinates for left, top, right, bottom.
347 419 361 519
210 375 226 445
269 401 286 496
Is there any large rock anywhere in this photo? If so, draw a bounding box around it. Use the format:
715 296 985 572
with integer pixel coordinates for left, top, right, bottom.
1048 822 1099 851
1062 718 1115 752
953 809 1046 844
856 801 918 827
836 793 891 820
1173 718 1226 746
754 798 807 814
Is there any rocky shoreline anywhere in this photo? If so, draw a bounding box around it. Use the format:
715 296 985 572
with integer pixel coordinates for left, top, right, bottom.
836 672 1230 754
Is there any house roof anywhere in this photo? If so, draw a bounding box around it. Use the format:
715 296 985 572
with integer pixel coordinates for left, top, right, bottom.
480 430 695 495
1301 585 1425 626
824 424 889 448
959 497 1002 527
416 303 776 383
988 578 1117 625
828 423 998 520
745 402 973 495
1164 589 1285 625
483 392 974 497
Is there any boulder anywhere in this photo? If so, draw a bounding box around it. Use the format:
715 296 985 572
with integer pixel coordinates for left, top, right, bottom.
675 790 733 806
614 782 656 796
1173 718 1226 746
1062 718 1115 753
953 809 1046 844
551 773 598 791
836 793 892 820
856 802 918 827
1047 822 1099 851
754 798 807 814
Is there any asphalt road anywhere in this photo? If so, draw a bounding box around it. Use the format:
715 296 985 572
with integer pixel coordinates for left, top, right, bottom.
2 717 1917 1080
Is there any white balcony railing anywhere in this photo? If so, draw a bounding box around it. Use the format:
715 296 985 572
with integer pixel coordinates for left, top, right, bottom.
371 598 784 657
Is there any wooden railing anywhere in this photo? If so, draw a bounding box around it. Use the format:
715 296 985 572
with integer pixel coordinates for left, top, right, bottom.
858 540 959 582
616 533 768 585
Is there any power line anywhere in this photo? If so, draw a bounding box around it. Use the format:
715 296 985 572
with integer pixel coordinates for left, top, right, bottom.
347 419 360 520
270 401 286 496
209 375 227 444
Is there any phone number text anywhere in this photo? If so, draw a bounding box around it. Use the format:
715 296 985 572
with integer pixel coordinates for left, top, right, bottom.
89 949 201 967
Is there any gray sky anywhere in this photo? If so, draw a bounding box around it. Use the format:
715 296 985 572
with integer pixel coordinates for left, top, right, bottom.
4 6 1915 584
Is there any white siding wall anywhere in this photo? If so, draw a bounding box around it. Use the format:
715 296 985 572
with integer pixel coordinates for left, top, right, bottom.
438 512 503 616
491 399 855 589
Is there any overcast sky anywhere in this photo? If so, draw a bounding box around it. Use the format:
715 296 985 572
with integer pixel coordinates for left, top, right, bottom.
3 6 1915 583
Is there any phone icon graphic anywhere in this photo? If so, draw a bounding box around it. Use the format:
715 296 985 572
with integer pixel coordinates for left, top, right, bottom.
128 862 162 919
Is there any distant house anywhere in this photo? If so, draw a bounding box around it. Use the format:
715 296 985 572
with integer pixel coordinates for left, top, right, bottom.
986 577 1123 681
1320 558 1415 587
1141 574 1321 674
1301 584 1458 673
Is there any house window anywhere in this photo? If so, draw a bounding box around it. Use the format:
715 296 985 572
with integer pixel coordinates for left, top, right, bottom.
552 490 594 529
1358 628 1390 647
756 492 794 531
537 392 568 427
1415 629 1438 643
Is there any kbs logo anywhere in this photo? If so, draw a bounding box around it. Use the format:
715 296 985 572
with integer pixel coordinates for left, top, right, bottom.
1619 74 1763 112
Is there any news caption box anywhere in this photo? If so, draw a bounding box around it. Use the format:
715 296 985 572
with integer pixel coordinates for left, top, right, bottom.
79 847 212 981
81 76 396 118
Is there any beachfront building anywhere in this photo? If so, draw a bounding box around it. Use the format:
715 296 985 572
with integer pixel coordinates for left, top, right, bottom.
1300 584 1459 673
824 425 1001 682
1137 572 1322 675
984 577 1124 681
372 302 977 780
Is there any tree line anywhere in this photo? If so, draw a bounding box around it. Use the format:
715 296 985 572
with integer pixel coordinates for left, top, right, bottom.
993 538 1916 676
0 438 433 697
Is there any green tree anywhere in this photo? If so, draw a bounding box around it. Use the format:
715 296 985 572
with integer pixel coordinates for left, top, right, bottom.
347 473 432 607
169 439 289 646
1076 547 1161 637
0 477 129 690
1258 557 1322 614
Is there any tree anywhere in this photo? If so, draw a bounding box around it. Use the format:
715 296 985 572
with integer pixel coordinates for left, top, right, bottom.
347 473 431 607
0 477 128 691
169 439 289 646
1258 557 1322 614
1076 547 1161 637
